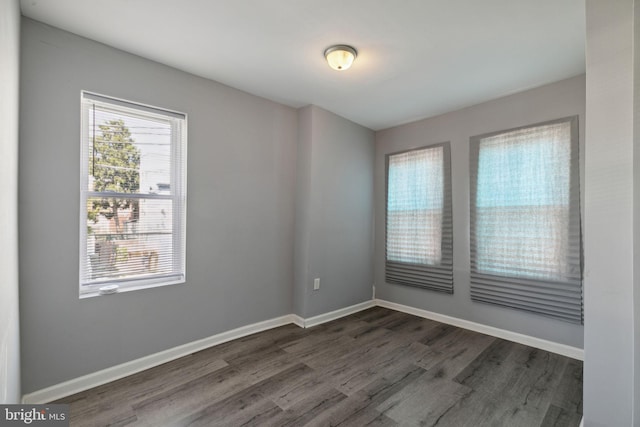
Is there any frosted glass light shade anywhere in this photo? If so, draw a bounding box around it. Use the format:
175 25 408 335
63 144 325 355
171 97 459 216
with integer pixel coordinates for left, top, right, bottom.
324 45 357 71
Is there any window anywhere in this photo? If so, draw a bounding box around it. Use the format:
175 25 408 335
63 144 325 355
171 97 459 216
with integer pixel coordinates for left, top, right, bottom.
80 92 187 296
385 142 453 293
469 117 582 323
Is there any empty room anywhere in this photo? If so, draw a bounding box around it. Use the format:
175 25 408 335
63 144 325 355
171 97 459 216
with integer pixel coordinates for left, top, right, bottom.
1 0 638 426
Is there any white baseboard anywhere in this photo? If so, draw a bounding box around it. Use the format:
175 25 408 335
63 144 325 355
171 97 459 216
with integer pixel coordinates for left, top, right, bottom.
375 299 584 361
21 314 296 404
301 300 376 328
22 298 583 404
21 300 374 404
290 314 305 328
579 416 584 427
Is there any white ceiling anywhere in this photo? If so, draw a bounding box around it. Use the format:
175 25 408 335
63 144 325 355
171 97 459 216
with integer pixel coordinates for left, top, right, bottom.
20 0 586 131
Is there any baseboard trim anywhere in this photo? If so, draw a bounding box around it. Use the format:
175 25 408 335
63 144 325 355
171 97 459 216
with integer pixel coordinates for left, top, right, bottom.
22 298 583 403
22 300 375 404
21 314 295 404
374 299 584 361
302 300 376 328
290 314 305 328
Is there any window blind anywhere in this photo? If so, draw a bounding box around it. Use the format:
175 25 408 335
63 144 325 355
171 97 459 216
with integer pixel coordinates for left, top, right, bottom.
80 92 187 293
469 117 583 323
386 142 453 293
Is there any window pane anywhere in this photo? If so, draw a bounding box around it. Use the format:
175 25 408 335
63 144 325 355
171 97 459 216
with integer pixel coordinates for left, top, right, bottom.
85 196 174 282
88 105 172 196
470 117 582 323
475 122 571 280
387 147 444 265
80 92 186 294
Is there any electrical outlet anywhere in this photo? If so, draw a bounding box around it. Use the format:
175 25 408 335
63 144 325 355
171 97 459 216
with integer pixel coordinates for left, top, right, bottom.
313 278 320 290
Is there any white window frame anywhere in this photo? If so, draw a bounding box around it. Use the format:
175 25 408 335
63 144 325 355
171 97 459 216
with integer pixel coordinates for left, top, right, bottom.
79 91 187 297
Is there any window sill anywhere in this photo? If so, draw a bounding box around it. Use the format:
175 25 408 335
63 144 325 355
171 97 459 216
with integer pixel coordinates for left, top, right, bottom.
79 276 185 299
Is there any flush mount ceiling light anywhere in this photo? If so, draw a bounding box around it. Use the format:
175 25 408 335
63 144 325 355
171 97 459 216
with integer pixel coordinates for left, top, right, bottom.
324 45 357 71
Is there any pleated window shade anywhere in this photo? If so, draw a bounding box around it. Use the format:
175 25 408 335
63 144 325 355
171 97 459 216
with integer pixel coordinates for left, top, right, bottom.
469 116 583 323
386 142 453 293
80 92 187 295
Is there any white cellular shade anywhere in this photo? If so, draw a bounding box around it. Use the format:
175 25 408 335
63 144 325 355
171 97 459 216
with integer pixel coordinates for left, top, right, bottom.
80 92 187 294
385 143 453 293
469 117 582 323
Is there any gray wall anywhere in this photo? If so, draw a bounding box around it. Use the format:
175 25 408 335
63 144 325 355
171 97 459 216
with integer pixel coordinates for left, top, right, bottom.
294 105 375 318
19 18 298 394
293 107 313 317
584 0 636 425
636 2 640 423
0 0 21 404
374 75 586 348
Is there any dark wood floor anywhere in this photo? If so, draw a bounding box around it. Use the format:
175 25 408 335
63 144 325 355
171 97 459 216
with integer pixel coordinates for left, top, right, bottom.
55 307 583 426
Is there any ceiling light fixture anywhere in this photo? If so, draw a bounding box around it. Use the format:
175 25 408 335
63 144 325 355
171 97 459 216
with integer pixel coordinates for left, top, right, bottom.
324 45 357 71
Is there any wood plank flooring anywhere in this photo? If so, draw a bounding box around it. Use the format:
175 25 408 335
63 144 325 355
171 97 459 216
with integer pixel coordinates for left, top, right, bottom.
55 307 583 426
